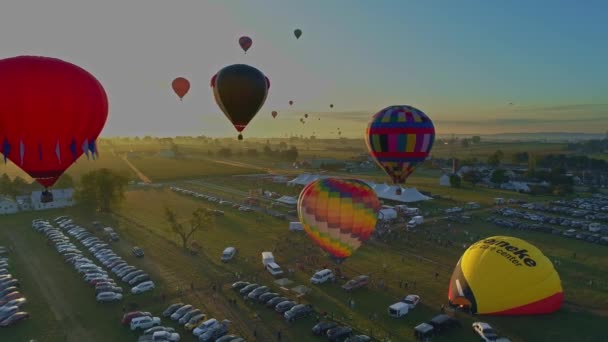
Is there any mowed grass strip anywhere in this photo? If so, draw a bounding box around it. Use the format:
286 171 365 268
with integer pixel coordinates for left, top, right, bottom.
129 156 259 182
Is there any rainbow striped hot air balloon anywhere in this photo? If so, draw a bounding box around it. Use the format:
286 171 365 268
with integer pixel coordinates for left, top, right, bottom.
366 105 435 185
297 178 380 262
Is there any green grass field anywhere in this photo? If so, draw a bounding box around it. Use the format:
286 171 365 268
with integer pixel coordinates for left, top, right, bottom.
129 157 259 182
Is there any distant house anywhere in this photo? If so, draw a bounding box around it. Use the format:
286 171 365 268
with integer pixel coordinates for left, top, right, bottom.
0 197 19 215
439 174 451 187
30 188 75 211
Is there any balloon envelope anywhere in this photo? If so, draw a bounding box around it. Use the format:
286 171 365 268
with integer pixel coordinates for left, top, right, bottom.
449 236 563 315
0 56 108 187
271 111 278 118
238 36 252 52
289 100 293 106
366 105 435 184
171 77 190 100
294 29 302 39
298 178 380 261
210 64 270 140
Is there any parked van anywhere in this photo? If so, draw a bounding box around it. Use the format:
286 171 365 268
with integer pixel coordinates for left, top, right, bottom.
262 252 275 266
265 262 283 277
221 247 237 262
388 302 409 318
310 269 335 285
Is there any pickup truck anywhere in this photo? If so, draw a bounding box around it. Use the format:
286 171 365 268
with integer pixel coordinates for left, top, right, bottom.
342 275 369 292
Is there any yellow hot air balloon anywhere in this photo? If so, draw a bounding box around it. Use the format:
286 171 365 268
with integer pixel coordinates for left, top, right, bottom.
448 236 563 315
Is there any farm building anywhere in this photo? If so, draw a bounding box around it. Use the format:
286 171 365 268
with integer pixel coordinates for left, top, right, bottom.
30 188 75 211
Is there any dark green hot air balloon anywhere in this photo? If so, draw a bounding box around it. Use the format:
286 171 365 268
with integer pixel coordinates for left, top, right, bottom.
210 64 270 140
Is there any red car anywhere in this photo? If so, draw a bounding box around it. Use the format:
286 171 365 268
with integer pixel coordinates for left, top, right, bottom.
0 311 30 327
121 311 152 325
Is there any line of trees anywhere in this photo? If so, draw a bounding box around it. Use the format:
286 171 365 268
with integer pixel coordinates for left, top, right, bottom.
74 168 129 213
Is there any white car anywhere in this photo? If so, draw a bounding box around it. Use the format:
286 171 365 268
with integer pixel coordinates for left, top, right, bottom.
96 292 123 302
131 316 161 331
472 322 499 342
402 294 420 309
152 330 180 341
132 281 155 294
265 262 284 277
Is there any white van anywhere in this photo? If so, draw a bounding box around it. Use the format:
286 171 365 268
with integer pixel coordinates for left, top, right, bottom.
130 316 161 331
221 247 237 262
265 262 283 277
388 302 409 318
262 252 275 266
310 269 335 284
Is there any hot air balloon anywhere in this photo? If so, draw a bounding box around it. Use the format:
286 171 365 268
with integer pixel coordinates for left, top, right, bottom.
304 113 309 119
330 104 334 109
271 111 278 118
289 100 294 106
238 36 252 53
210 64 270 140
0 56 108 202
171 77 190 101
366 105 435 188
294 29 302 39
297 178 380 262
448 236 563 315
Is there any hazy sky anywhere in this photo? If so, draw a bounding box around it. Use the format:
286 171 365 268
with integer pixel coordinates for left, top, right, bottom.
1 0 606 138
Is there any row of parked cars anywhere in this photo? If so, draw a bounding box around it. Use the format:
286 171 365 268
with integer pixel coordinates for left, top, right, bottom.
121 310 181 341
232 281 369 341
0 249 29 327
32 217 123 303
161 302 241 341
170 187 252 214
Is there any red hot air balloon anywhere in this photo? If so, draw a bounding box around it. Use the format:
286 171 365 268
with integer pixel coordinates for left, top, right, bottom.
238 36 253 53
289 100 294 106
210 64 270 140
0 56 108 201
171 77 190 101
271 111 278 118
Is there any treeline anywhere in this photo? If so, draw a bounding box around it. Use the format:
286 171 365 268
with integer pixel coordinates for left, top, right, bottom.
566 137 608 153
0 173 74 197
209 145 299 162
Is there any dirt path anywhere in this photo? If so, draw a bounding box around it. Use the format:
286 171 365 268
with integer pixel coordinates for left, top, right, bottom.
121 155 152 184
8 233 91 342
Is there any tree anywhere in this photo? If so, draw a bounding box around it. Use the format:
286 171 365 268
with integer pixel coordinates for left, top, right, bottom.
74 169 129 212
461 139 470 148
461 170 482 186
12 176 29 192
449 174 462 188
54 174 74 189
512 152 529 165
169 142 180 157
491 169 509 184
487 150 504 167
471 136 481 144
165 207 214 250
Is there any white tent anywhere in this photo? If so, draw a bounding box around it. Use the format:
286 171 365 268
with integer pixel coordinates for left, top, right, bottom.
275 196 298 206
287 174 330 186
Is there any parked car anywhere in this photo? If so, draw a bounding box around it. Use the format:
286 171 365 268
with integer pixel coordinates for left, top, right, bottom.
284 304 313 322
132 280 155 294
472 322 499 342
170 304 193 320
96 292 123 303
132 246 145 257
342 275 369 292
345 335 372 342
215 335 241 342
312 321 338 336
130 316 161 331
231 281 250 290
162 303 184 317
221 247 236 262
247 286 270 300
129 274 151 286
258 292 279 303
0 311 29 327
265 262 284 277
266 297 288 308
122 311 152 325
184 313 206 331
152 330 180 342
144 326 176 335
192 318 218 337
199 320 229 342
428 314 461 333
327 326 353 341
402 294 420 309
179 308 202 325
275 300 297 313
239 284 259 295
